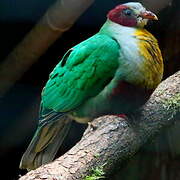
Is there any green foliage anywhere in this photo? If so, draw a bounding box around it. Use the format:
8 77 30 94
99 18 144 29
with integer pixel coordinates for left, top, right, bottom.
84 166 106 180
162 93 180 119
94 154 100 158
163 93 180 110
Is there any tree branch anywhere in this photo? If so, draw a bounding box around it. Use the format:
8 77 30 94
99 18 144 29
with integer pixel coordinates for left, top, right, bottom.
0 0 95 96
19 71 180 179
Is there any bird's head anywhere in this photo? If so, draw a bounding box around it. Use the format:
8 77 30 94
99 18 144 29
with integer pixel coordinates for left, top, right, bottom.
107 2 158 28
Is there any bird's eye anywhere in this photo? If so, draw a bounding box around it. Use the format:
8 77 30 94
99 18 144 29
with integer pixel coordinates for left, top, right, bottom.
123 9 132 16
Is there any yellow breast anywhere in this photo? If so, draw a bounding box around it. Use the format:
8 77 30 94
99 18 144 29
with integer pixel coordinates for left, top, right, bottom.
133 28 164 89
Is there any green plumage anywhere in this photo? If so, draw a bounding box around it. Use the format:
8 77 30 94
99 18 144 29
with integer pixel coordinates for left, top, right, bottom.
42 34 119 113
20 33 120 170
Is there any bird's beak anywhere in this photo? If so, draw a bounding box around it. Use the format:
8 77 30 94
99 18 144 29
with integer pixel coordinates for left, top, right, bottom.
140 11 158 20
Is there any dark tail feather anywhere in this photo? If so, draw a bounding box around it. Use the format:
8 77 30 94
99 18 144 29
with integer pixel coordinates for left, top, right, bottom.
19 114 72 170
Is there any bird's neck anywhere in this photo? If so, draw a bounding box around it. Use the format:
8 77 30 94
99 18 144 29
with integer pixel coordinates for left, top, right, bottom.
99 19 137 39
99 20 163 90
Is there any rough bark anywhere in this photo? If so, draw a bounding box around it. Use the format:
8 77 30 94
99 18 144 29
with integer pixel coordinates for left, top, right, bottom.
19 71 180 180
0 0 95 96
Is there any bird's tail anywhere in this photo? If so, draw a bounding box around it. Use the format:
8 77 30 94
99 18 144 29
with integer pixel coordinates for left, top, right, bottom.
19 113 72 170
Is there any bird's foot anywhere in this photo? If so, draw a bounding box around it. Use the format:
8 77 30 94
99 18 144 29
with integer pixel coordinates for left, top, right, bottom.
88 122 98 131
113 114 128 120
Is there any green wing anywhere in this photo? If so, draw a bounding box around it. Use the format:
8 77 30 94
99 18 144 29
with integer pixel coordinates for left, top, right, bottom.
41 34 120 114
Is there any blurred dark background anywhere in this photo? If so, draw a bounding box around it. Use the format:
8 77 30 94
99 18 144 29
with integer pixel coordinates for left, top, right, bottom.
0 0 179 179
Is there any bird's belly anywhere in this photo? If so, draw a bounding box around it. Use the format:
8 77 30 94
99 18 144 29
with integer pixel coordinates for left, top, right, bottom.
70 81 153 123
108 81 153 113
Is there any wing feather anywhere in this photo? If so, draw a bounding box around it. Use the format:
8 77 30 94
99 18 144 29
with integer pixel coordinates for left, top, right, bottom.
41 34 120 114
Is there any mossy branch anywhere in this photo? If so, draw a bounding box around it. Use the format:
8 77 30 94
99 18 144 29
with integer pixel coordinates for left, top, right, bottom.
19 71 180 179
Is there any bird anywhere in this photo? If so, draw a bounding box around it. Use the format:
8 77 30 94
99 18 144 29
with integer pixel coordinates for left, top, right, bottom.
20 2 163 170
